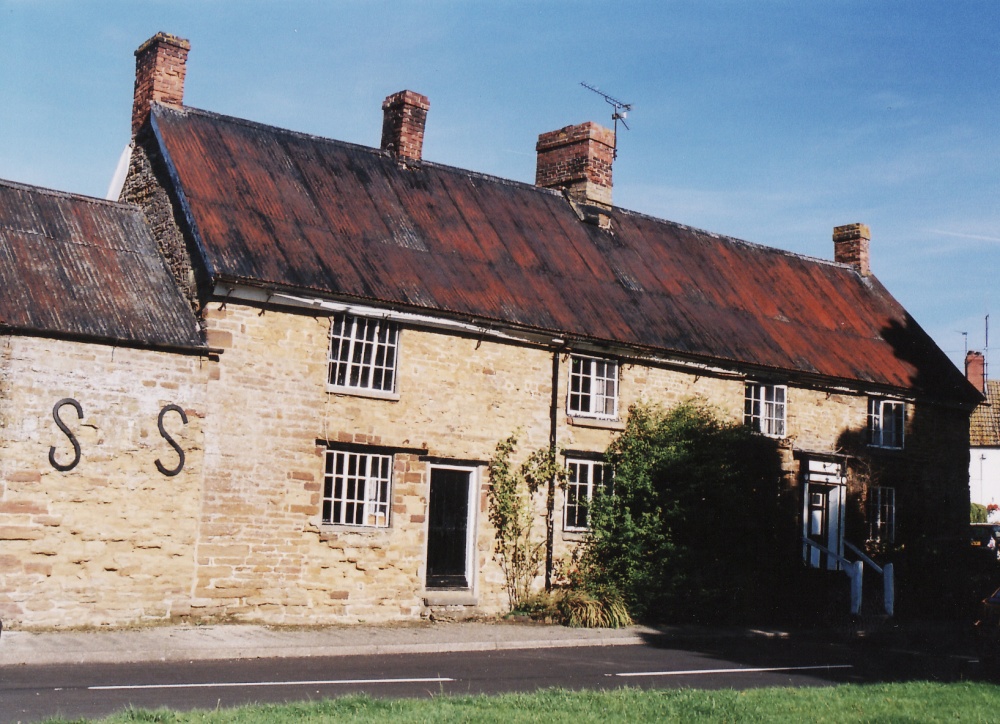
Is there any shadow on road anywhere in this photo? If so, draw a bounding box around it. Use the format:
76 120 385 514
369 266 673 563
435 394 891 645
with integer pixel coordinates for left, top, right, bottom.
634 618 993 685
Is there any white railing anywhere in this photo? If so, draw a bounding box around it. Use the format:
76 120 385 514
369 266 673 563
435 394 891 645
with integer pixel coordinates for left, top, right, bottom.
803 538 894 617
843 540 894 618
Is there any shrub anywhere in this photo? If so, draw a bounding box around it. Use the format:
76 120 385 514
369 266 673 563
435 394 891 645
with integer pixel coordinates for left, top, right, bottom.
578 400 788 624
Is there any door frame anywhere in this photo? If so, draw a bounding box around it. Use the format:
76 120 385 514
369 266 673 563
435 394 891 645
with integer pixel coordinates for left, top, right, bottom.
425 463 479 591
801 457 846 571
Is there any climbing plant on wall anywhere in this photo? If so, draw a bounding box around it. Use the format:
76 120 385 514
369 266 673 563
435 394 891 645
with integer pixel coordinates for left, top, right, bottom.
486 432 566 611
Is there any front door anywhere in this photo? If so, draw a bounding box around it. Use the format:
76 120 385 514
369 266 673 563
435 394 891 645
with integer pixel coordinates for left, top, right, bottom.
426 467 474 589
802 459 845 570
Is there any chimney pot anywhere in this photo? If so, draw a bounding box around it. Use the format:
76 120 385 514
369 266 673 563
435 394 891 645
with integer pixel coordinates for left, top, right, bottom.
381 90 430 164
967 350 986 394
535 122 615 208
132 32 190 137
833 222 871 276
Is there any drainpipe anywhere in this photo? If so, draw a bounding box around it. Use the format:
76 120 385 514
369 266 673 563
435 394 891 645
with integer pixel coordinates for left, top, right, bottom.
545 344 562 592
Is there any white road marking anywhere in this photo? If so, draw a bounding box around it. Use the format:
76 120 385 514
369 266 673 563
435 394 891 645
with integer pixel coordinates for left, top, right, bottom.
89 677 454 691
617 664 853 677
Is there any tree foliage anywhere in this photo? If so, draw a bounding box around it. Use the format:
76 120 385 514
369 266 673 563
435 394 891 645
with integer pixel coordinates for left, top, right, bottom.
971 502 988 524
579 400 788 623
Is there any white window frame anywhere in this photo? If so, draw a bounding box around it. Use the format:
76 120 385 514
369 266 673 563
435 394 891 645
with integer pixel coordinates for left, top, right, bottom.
868 398 905 449
744 382 787 438
867 486 896 545
323 449 392 528
568 355 619 419
563 458 607 532
328 313 399 395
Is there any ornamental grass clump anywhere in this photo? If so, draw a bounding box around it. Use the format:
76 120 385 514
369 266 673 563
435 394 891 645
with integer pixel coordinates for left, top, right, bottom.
557 587 632 628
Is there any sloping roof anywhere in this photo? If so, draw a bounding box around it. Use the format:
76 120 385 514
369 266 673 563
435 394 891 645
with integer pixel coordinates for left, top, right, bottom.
149 104 975 402
0 178 204 350
971 380 1000 446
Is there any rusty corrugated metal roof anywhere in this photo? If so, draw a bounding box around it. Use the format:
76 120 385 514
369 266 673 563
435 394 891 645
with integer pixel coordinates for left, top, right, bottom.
150 104 974 401
0 178 203 349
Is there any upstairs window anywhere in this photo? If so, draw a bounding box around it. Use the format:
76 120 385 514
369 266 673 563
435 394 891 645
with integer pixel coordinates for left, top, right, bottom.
868 398 905 449
323 448 392 528
328 313 399 393
564 459 608 532
744 383 787 438
568 355 618 419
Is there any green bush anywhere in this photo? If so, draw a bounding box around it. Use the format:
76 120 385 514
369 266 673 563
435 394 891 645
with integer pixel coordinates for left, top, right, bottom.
578 400 789 624
972 502 988 523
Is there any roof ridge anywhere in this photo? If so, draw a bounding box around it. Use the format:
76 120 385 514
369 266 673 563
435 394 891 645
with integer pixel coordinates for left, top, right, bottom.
612 206 856 270
157 104 851 273
155 103 562 195
0 176 140 211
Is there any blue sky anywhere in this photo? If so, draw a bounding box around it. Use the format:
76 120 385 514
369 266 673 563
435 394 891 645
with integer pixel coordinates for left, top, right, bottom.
2 2 998 373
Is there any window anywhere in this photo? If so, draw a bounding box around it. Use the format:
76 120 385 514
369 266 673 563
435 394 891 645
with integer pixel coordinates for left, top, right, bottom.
744 383 786 437
328 313 399 393
323 449 392 527
564 459 607 532
867 486 896 545
568 356 618 418
868 398 905 449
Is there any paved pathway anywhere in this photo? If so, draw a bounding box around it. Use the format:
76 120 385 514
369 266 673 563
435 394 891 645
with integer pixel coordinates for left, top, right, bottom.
0 619 658 666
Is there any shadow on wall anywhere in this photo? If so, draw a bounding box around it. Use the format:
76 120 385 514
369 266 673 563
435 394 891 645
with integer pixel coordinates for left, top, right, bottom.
830 314 979 618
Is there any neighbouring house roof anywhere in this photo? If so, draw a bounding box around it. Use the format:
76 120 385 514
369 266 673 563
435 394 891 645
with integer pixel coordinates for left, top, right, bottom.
971 380 1000 446
0 178 204 350
148 104 975 403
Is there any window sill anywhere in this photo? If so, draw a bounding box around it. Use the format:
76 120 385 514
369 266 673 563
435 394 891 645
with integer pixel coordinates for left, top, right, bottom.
567 415 625 431
561 529 589 542
326 385 400 402
310 520 394 544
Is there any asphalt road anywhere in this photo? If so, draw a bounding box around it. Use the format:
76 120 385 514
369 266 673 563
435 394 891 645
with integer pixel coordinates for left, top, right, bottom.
0 635 984 723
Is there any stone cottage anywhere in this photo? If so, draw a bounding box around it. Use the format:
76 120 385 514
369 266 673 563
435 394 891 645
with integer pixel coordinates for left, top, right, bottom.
0 32 979 628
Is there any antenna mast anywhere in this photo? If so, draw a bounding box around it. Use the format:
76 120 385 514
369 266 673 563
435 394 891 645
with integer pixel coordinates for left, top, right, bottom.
580 82 632 159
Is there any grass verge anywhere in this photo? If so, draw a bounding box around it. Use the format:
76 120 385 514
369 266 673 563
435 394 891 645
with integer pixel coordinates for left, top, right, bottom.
46 682 1000 723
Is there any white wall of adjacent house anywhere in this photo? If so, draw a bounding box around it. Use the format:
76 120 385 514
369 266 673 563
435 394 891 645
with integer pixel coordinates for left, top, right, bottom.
970 447 1000 515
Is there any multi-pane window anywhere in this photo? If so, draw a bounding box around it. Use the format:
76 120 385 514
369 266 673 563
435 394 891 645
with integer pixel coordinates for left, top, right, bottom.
868 398 905 449
323 449 392 527
867 486 896 545
564 459 607 532
568 355 618 418
328 313 399 393
744 383 787 437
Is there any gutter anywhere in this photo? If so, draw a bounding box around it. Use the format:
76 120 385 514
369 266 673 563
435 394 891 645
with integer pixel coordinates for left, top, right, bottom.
0 326 221 357
212 281 971 409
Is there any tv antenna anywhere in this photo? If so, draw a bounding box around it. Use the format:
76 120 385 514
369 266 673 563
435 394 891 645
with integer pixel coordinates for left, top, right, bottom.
581 82 632 158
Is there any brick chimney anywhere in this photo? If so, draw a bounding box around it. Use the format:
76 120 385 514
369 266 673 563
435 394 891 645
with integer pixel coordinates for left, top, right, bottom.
536 122 615 208
132 32 190 137
833 223 871 276
381 90 430 164
967 350 986 394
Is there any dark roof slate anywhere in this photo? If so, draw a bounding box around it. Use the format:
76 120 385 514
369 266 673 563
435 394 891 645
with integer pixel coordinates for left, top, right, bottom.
150 104 974 402
971 380 1000 446
0 178 204 349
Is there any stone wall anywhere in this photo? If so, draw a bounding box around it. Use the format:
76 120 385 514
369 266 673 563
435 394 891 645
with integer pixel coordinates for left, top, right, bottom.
0 335 209 627
0 303 971 628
